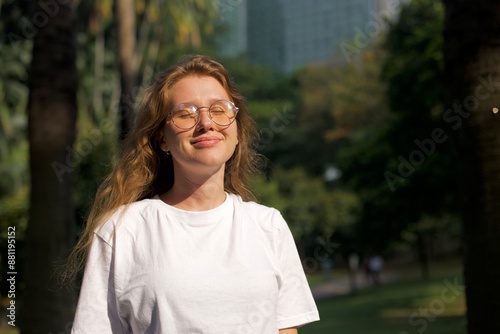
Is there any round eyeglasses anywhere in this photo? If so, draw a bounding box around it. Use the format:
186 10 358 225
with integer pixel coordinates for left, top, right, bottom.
167 100 239 130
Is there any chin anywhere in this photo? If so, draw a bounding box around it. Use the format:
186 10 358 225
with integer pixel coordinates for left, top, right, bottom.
195 149 235 163
189 154 228 167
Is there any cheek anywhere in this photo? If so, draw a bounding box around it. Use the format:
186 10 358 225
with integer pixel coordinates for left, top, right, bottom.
231 123 239 143
164 127 194 152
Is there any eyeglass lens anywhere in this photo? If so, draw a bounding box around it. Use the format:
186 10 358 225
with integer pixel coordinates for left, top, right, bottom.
170 100 238 129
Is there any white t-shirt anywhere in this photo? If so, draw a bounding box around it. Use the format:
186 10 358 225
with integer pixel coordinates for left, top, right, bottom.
72 193 319 333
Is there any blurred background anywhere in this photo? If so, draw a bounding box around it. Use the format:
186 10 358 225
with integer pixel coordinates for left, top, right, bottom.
1 0 499 333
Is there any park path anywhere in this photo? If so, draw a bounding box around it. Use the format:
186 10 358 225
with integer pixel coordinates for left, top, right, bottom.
311 270 398 300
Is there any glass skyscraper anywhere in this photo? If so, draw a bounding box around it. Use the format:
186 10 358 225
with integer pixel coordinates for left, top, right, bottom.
218 0 400 72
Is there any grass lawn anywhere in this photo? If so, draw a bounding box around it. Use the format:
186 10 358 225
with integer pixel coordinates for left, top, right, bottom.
302 260 466 334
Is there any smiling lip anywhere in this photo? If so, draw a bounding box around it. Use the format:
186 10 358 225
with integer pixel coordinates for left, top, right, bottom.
191 137 221 147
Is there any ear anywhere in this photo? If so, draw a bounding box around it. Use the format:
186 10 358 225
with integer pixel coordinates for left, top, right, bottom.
158 132 169 153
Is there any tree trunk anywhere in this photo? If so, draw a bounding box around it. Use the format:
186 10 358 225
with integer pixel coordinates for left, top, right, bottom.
116 0 137 141
444 1 500 333
22 1 78 333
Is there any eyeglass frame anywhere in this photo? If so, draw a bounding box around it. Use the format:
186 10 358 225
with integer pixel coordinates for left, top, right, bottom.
166 99 239 130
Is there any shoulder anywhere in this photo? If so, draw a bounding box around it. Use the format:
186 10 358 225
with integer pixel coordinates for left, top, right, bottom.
229 193 287 233
96 198 161 242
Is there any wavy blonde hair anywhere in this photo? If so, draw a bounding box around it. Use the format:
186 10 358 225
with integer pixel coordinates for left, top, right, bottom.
63 55 261 283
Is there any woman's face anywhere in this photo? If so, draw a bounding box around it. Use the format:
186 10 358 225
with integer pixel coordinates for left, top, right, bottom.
160 75 239 175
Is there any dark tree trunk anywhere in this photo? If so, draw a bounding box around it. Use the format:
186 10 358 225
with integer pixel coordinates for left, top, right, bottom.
444 1 500 333
22 1 78 333
116 0 137 141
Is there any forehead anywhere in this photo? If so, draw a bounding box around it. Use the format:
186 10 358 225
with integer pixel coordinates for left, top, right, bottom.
168 75 230 105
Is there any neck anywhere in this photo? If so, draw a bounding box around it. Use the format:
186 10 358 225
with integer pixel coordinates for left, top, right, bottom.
160 165 227 211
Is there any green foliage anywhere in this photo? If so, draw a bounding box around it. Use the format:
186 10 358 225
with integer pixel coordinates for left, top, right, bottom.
0 0 31 46
223 56 299 102
296 56 387 143
76 31 120 122
292 46 390 177
338 126 404 251
383 0 444 114
252 167 361 241
0 185 28 237
380 0 456 217
0 39 30 196
0 1 32 234
337 0 458 253
72 117 118 226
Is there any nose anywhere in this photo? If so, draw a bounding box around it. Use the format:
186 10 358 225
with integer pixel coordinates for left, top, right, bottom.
196 107 214 131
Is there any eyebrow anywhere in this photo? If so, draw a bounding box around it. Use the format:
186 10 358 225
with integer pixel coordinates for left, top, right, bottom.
175 98 229 107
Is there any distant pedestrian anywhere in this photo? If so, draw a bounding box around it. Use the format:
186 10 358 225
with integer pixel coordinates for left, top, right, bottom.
368 255 384 285
322 258 334 282
348 253 360 292
348 253 360 273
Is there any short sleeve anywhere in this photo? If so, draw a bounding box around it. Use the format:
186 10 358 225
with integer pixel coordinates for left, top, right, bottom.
274 212 320 329
72 233 124 333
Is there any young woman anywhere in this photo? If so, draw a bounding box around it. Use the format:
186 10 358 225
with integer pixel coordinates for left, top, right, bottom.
69 55 319 333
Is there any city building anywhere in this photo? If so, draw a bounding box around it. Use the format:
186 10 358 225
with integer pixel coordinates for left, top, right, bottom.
216 0 248 57
218 0 402 72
